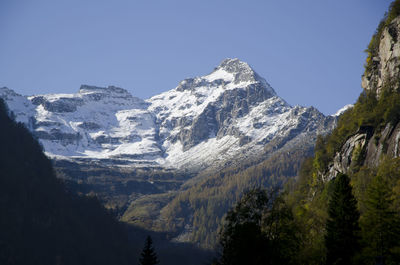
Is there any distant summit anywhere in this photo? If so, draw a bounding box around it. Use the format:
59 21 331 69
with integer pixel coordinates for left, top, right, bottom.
215 58 254 74
79 85 133 97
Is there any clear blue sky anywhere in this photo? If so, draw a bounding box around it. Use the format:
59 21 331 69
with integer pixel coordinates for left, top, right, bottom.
0 0 392 115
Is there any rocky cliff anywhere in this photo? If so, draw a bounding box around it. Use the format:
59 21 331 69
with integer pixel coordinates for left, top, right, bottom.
362 17 400 96
325 14 400 180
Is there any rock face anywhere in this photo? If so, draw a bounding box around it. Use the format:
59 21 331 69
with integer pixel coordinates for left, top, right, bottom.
362 17 400 96
326 122 400 180
325 16 400 180
1 58 335 173
325 126 372 180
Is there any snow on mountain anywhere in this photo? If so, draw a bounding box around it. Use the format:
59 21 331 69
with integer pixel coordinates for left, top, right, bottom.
2 85 162 166
0 87 36 126
147 58 333 171
332 104 354 117
0 59 335 172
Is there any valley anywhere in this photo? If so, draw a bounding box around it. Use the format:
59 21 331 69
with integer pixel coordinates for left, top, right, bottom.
1 59 338 247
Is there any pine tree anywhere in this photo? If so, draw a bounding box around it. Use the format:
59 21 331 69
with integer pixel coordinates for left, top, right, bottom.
139 236 159 265
361 174 400 264
325 173 360 265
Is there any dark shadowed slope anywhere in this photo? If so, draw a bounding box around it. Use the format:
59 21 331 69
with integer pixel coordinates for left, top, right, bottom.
0 98 135 265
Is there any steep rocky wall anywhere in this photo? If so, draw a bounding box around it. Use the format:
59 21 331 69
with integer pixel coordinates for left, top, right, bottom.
362 17 400 96
325 16 400 180
325 123 400 180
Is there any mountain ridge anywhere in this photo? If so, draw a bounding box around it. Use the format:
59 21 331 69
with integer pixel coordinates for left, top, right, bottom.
0 58 338 174
0 58 342 247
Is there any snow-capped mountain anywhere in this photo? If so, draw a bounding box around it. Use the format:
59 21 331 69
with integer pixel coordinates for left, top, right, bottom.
0 85 162 166
0 59 336 172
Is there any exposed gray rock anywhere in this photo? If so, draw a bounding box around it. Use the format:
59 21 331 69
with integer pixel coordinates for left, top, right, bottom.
77 122 101 130
33 121 63 129
324 17 400 181
180 106 218 151
31 96 84 113
325 128 371 181
325 121 400 181
169 79 278 151
218 58 259 84
35 129 82 145
362 17 400 96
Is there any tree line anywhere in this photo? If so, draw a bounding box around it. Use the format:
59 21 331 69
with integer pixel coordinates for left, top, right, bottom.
212 170 400 265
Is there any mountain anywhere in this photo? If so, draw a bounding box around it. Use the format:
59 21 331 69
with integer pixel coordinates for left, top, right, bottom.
0 85 161 166
0 59 336 173
0 58 338 248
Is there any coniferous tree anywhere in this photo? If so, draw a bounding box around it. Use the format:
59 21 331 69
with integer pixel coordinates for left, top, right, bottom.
325 173 360 265
361 174 400 264
218 189 271 265
139 236 159 265
217 189 299 265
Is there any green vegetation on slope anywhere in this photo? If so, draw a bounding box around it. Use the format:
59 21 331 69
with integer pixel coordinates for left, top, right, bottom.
158 145 311 249
214 189 299 265
214 157 400 264
313 83 400 179
325 174 360 265
213 2 400 264
284 156 400 264
282 2 400 263
122 141 312 249
365 0 400 73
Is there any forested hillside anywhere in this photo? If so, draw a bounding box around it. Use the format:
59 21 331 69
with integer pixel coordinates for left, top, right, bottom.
212 1 400 264
125 143 312 249
0 98 136 265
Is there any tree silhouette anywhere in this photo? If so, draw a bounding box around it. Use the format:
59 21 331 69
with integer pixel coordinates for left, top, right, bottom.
361 174 400 264
139 236 159 265
217 188 299 265
325 173 360 265
0 98 135 265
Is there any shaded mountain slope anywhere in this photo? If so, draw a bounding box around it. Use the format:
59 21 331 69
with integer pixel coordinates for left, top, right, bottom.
0 98 135 265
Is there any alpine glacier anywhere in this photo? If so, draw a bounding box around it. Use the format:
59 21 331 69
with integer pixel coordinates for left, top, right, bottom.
0 58 336 173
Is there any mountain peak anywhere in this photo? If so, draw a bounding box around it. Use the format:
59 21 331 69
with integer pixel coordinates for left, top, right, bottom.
173 58 275 96
204 58 260 85
216 58 253 74
79 84 132 97
0 87 21 97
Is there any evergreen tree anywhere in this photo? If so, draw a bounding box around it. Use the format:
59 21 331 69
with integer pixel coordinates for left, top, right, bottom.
361 174 400 264
325 173 360 265
139 236 159 265
218 189 271 265
217 189 299 265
